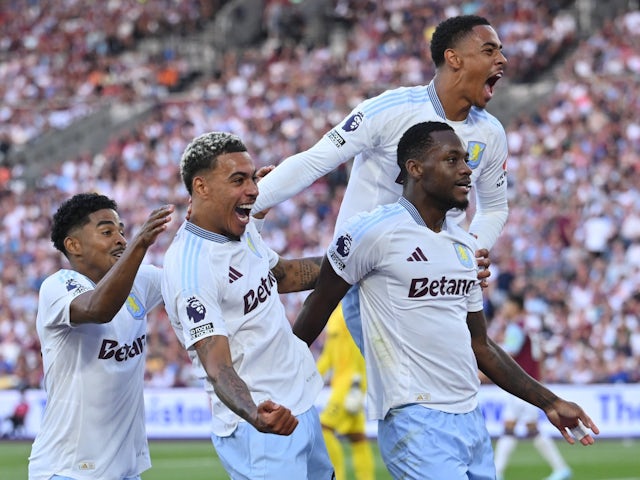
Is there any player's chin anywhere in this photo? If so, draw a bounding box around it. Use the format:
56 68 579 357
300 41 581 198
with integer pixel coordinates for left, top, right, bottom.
452 198 470 211
231 219 250 237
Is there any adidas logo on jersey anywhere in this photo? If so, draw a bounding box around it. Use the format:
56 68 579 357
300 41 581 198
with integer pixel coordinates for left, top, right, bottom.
406 247 428 262
229 266 243 283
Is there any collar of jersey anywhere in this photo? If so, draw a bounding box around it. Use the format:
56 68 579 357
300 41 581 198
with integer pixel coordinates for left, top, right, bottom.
185 221 233 243
426 81 448 120
399 197 448 231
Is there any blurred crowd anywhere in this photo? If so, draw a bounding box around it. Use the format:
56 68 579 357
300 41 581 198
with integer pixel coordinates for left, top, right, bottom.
0 0 219 155
0 0 638 390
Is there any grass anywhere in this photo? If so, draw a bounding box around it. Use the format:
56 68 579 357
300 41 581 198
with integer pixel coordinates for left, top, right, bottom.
2 438 638 479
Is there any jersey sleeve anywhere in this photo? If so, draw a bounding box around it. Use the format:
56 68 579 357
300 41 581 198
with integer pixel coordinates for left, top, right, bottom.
252 101 376 213
135 264 164 311
460 230 485 313
172 263 229 351
37 272 94 328
468 123 509 250
326 213 383 285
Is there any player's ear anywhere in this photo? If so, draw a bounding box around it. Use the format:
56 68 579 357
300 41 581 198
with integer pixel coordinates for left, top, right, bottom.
192 176 207 196
64 235 81 256
405 158 423 180
444 48 462 69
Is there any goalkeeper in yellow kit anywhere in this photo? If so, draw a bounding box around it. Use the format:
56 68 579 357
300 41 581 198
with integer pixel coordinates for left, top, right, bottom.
317 304 375 480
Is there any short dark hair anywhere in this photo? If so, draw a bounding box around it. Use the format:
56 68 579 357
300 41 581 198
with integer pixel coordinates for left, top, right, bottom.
396 121 455 184
430 15 491 67
51 193 118 256
180 131 247 195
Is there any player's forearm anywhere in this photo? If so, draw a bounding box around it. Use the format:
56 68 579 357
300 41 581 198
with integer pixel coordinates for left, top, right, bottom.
252 141 344 213
476 338 558 410
210 363 259 426
468 206 508 251
71 242 148 323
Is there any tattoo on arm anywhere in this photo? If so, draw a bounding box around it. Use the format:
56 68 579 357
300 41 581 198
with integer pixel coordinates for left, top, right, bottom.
213 364 258 423
196 337 257 424
273 256 322 292
295 257 322 290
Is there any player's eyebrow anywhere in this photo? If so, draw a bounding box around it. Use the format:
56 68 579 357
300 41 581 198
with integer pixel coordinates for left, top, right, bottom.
482 41 503 50
96 220 124 229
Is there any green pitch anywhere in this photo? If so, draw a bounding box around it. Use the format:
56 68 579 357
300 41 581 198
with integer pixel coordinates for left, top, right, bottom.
1 438 638 479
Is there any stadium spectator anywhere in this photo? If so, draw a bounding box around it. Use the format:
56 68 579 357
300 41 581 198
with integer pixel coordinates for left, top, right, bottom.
294 121 599 479
316 304 374 480
253 14 506 352
492 292 572 480
28 193 173 480
1 387 29 439
0 0 215 151
161 131 334 478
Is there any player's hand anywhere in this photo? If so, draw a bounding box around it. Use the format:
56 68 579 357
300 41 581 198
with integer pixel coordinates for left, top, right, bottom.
257 165 275 181
253 400 298 435
131 205 174 248
543 398 599 445
253 165 275 220
475 248 491 288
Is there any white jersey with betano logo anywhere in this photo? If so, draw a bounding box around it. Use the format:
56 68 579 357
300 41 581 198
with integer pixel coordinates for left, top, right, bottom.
29 265 162 480
162 221 322 436
326 198 484 420
253 82 508 251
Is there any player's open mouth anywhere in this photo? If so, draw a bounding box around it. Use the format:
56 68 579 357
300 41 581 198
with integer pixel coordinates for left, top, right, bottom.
112 248 125 258
484 73 503 99
235 204 253 223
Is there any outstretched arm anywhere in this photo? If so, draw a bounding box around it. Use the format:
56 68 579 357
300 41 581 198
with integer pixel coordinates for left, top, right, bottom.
467 310 599 445
70 205 174 324
252 138 346 213
293 257 352 346
195 335 298 435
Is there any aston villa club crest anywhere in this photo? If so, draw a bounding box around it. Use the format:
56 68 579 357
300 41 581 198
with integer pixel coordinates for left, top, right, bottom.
453 243 474 268
126 293 146 320
466 141 486 169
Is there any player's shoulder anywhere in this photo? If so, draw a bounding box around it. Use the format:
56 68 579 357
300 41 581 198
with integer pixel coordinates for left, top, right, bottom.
135 264 162 283
469 107 506 133
342 202 407 239
447 222 479 247
40 269 89 293
360 85 430 117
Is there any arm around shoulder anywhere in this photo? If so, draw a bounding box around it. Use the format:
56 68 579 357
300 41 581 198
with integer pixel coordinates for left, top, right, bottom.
293 257 352 346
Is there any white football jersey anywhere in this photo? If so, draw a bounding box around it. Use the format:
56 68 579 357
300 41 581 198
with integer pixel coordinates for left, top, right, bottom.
29 265 162 480
162 221 322 436
326 198 484 420
254 82 508 250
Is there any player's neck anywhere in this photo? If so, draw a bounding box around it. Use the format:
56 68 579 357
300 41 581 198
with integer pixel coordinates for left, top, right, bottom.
433 74 472 122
